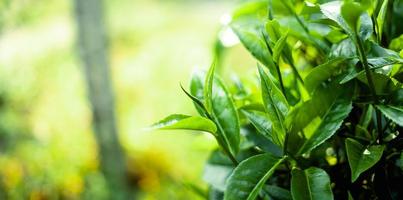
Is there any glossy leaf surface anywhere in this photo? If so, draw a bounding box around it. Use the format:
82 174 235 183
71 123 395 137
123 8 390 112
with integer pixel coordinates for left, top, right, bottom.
151 114 217 133
225 154 284 200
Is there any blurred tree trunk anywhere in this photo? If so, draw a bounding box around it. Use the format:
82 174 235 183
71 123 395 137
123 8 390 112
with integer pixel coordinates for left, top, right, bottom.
73 0 131 199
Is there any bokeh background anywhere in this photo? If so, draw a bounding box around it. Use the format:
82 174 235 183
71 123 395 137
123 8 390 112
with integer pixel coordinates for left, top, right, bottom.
0 0 258 199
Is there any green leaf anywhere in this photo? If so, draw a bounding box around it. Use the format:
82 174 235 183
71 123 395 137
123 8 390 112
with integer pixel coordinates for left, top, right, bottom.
232 26 277 77
224 154 285 200
273 30 289 63
340 57 403 84
320 1 353 36
297 93 353 155
341 2 365 32
264 185 292 200
291 167 334 200
258 65 289 146
376 0 389 41
241 109 273 142
345 138 385 182
376 105 403 127
151 114 217 133
304 57 353 93
286 82 353 155
205 61 216 112
204 63 241 155
190 70 207 116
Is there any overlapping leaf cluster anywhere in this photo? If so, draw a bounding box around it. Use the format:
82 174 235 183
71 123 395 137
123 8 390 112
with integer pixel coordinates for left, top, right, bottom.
152 0 403 199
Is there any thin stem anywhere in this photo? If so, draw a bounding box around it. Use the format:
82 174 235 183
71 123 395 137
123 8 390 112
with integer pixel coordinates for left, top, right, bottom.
355 35 383 141
275 63 287 97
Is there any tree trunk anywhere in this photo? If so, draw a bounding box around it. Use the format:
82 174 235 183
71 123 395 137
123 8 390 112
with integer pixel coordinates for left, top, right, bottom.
73 0 131 199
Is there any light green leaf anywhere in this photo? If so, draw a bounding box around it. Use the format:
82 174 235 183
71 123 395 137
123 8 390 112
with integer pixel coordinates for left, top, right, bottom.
376 105 403 127
341 2 365 32
376 0 389 41
286 82 353 155
345 138 385 182
190 70 207 116
304 57 353 93
297 93 353 155
291 167 334 200
273 30 289 63
224 154 285 200
320 1 352 36
151 114 217 133
204 63 241 155
258 65 289 146
205 61 216 112
232 26 277 77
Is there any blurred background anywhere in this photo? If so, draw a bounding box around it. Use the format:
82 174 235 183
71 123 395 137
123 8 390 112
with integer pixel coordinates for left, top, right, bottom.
0 0 257 199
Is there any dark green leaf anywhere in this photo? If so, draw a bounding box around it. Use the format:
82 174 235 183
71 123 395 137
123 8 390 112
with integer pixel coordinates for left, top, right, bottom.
241 110 273 142
345 138 385 182
376 105 403 127
151 114 217 133
224 154 285 200
291 167 333 200
264 185 292 200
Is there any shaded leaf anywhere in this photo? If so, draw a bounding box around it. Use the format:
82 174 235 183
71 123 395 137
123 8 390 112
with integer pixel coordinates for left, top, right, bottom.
376 105 403 127
264 185 292 200
291 167 333 200
345 138 385 182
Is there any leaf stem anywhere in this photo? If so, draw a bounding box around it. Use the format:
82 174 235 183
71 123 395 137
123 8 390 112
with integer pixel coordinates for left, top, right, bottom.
355 35 383 141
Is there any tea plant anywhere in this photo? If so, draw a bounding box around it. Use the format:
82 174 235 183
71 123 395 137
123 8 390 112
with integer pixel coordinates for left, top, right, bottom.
152 0 403 199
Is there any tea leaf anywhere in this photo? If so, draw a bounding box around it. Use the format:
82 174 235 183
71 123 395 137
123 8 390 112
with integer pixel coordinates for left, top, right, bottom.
304 57 353 93
258 65 289 146
345 138 384 182
291 167 333 200
204 63 241 155
241 109 273 142
151 114 217 134
376 105 403 127
273 30 289 63
224 154 285 200
232 26 277 77
376 0 389 41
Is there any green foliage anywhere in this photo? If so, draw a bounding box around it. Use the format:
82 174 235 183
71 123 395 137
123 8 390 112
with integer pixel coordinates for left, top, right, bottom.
345 138 385 182
154 0 403 199
291 167 333 200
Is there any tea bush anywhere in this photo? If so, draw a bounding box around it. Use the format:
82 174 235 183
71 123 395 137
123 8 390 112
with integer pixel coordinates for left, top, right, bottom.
153 0 403 199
